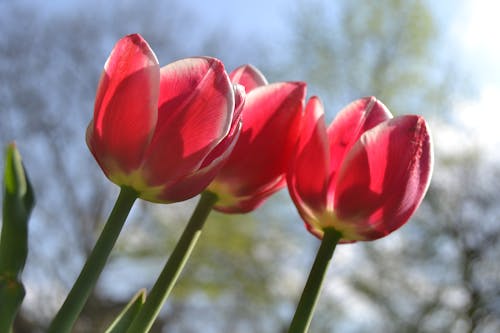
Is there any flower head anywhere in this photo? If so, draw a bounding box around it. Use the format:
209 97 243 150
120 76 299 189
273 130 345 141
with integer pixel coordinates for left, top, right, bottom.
207 65 306 213
87 34 242 203
287 96 433 242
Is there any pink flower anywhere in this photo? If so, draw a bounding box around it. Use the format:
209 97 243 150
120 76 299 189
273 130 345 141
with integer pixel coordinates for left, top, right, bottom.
207 65 307 213
287 96 433 242
86 34 243 203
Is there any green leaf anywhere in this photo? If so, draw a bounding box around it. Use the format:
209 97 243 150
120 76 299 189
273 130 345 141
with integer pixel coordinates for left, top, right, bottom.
0 142 35 276
0 143 34 333
0 275 25 333
105 289 146 333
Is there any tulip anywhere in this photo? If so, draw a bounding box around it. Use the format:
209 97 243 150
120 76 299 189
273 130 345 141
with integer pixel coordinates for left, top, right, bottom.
207 64 307 213
50 34 243 333
287 96 433 242
86 33 243 203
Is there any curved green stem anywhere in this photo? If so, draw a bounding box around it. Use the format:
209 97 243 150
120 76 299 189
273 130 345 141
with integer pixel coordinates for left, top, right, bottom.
48 186 137 333
288 228 341 333
126 191 217 333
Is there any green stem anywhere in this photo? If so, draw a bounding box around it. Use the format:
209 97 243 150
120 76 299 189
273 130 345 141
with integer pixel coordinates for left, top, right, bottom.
47 186 137 333
126 191 217 333
288 228 341 333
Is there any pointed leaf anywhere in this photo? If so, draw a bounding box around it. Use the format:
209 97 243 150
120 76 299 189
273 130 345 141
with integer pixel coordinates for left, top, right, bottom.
0 143 34 276
0 143 33 332
105 289 146 333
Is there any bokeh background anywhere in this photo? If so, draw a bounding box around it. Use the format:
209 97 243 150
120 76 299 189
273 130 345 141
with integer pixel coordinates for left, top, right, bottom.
1 0 499 332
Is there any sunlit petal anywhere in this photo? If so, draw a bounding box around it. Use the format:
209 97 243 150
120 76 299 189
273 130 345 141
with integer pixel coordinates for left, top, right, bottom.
142 57 234 185
211 81 306 211
326 97 392 184
287 97 330 225
334 115 433 240
229 64 268 92
87 33 159 175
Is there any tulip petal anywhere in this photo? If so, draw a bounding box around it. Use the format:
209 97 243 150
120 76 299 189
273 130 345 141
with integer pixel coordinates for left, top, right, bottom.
287 97 330 226
87 34 160 175
200 84 245 171
326 97 392 188
334 115 433 240
213 176 285 213
149 117 243 203
142 57 234 185
212 81 306 211
229 64 268 92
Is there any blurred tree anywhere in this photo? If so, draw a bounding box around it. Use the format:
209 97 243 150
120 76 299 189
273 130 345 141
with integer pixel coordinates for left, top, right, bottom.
278 0 469 118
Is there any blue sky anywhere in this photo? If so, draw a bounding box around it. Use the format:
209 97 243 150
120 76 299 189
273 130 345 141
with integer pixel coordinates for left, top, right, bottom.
442 1 500 158
184 0 291 37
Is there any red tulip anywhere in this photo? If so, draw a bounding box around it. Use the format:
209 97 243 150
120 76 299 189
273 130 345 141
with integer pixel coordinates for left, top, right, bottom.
207 65 307 213
287 96 433 242
86 34 243 203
